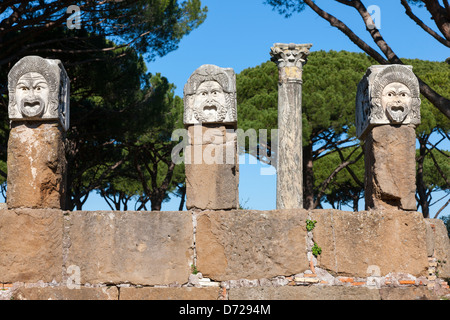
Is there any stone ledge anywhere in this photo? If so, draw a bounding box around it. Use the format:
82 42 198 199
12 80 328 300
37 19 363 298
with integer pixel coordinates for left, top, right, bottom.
119 287 221 300
10 286 119 300
5 283 445 300
227 286 442 300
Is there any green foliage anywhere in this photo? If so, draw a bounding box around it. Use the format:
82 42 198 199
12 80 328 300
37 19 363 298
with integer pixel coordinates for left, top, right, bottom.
0 1 208 67
312 242 322 257
0 160 6 199
306 219 317 232
420 149 450 193
313 146 364 210
237 61 278 135
265 0 450 122
65 39 151 209
111 0 208 60
124 78 186 210
403 58 450 135
239 198 251 210
237 50 374 208
302 50 376 142
237 50 376 147
265 0 307 18
0 0 207 210
0 161 5 185
237 50 449 212
54 34 186 210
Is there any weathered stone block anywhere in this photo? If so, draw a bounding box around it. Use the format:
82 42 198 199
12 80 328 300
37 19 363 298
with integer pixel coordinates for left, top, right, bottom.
425 218 450 278
195 210 309 281
379 287 438 300
185 125 238 210
228 286 381 300
364 125 417 210
185 163 238 210
119 287 220 300
0 209 63 283
310 209 429 277
7 122 66 209
12 286 119 300
65 211 193 286
186 124 236 147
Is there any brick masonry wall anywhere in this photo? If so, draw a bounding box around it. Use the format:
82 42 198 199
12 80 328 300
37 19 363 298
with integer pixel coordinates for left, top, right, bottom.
0 208 448 300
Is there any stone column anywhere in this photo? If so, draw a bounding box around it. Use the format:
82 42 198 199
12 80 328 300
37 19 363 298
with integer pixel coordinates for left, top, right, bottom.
183 64 238 210
270 43 312 209
356 64 421 211
6 56 70 209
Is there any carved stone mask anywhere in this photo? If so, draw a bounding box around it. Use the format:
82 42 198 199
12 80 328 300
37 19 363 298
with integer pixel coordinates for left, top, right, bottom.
184 64 237 125
15 72 49 118
193 80 227 122
8 55 70 131
381 82 412 123
355 64 421 139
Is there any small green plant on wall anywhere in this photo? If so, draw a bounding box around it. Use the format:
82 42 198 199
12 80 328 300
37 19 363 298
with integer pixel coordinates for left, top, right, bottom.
312 242 322 257
306 219 317 232
191 264 198 275
306 219 322 257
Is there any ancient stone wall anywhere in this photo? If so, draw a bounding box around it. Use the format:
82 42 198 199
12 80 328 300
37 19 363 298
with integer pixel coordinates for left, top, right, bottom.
0 207 448 300
2 56 448 301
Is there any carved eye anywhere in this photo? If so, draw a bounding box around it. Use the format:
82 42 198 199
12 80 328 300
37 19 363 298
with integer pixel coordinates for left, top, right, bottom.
36 87 41 91
388 93 392 97
401 93 406 97
21 87 28 91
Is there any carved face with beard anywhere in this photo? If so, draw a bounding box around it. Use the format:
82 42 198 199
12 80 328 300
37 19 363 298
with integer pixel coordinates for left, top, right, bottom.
15 72 49 118
381 82 412 123
192 80 227 123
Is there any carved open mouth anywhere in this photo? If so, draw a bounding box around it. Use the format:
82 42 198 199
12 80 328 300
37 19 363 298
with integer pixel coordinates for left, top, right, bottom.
386 103 409 123
23 101 41 109
20 98 45 118
389 105 405 113
203 105 217 112
203 105 217 119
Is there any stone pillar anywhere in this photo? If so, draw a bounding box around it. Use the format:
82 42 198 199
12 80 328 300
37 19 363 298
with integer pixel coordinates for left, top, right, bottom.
6 56 70 209
270 43 312 209
183 64 238 210
356 64 421 211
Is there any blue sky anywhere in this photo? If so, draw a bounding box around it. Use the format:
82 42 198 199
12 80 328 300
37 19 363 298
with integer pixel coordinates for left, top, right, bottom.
83 0 449 216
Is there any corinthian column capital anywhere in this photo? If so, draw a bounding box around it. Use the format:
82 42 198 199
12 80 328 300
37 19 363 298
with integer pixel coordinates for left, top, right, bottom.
270 43 312 83
270 43 312 68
